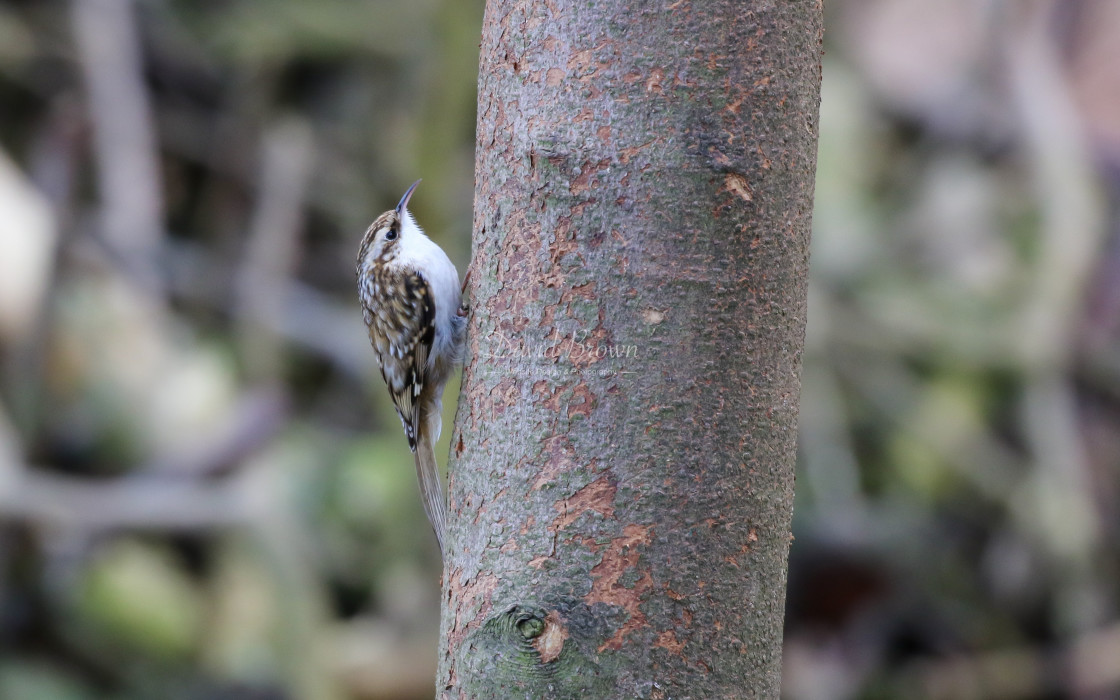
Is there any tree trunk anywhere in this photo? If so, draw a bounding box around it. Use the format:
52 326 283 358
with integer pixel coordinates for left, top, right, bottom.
440 1 821 697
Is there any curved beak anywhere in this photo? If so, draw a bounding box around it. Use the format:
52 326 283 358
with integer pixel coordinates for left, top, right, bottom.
396 179 422 214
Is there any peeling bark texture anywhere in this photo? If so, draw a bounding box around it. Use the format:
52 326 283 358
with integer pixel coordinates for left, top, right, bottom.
441 1 822 697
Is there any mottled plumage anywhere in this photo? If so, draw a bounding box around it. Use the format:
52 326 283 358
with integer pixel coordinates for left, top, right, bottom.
356 181 466 555
363 266 434 446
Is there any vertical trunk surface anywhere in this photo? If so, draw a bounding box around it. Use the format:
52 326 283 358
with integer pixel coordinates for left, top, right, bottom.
441 1 821 697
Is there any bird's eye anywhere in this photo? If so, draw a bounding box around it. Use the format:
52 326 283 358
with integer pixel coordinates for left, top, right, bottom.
385 228 398 241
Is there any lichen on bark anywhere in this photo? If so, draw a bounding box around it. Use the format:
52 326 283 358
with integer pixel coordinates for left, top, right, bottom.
440 1 822 697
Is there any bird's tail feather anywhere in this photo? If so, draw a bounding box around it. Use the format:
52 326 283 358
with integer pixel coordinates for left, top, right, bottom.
414 420 447 555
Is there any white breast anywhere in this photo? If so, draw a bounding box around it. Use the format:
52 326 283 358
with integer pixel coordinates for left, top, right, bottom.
396 209 462 368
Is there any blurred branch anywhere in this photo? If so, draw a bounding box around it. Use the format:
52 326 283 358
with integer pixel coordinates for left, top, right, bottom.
0 141 62 438
798 357 865 517
280 280 372 376
249 514 343 700
0 399 27 491
143 387 289 479
0 388 287 531
0 470 246 531
12 100 82 433
1005 0 1105 369
72 0 164 294
903 619 1120 699
331 621 440 699
1004 0 1108 626
235 118 316 380
166 239 372 376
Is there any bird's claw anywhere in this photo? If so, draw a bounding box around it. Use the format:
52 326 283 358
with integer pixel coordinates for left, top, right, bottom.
458 268 472 317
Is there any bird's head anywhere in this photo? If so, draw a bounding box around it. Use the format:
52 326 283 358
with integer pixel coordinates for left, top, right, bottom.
357 179 422 271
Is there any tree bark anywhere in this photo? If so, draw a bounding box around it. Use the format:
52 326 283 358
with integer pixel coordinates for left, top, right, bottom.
441 1 822 697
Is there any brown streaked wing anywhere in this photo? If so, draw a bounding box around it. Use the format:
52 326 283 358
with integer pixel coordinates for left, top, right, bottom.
362 267 435 450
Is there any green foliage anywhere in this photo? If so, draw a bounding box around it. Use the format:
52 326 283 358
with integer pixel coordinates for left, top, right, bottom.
77 540 204 661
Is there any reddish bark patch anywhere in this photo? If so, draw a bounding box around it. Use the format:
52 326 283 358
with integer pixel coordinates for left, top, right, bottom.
721 172 753 202
491 207 543 323
520 515 537 535
537 216 581 296
618 138 655 164
569 158 611 197
566 381 595 419
566 40 610 82
573 107 596 123
532 380 564 414
531 435 579 490
568 320 613 369
550 475 617 530
446 570 499 651
585 524 654 651
485 377 519 417
560 281 596 306
655 630 686 656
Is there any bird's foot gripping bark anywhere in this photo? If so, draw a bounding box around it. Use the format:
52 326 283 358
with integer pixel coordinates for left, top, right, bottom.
458 268 472 317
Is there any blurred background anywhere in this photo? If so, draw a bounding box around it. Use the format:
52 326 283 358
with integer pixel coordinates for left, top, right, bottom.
0 1 1117 699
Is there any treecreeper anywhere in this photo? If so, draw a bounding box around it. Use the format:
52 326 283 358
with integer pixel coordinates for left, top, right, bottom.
356 180 468 555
